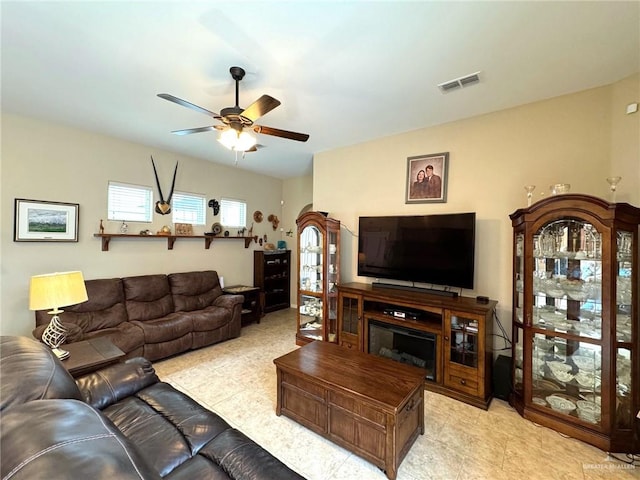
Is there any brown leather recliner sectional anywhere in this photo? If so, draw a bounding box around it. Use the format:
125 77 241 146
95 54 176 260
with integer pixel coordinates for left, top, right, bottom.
33 270 244 361
0 336 305 480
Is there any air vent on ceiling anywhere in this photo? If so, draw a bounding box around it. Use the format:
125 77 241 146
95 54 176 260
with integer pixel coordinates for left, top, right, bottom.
438 71 481 93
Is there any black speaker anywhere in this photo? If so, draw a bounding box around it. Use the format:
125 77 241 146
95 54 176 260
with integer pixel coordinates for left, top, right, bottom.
493 355 512 401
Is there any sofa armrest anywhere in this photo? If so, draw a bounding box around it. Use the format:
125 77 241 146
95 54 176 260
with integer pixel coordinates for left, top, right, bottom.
75 357 159 410
213 293 244 309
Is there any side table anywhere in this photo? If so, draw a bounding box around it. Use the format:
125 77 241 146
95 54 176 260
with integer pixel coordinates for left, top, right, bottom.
61 337 125 378
223 285 263 325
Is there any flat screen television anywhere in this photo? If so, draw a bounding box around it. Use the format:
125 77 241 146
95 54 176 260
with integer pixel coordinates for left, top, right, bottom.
357 213 475 289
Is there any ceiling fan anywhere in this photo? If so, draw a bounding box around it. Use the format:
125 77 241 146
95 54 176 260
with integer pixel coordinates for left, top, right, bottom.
158 66 309 152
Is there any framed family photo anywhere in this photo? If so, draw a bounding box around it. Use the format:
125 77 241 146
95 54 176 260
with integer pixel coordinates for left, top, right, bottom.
405 152 449 204
14 198 79 242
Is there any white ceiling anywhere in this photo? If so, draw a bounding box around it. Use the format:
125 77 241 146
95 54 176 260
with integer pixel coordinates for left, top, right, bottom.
2 1 639 179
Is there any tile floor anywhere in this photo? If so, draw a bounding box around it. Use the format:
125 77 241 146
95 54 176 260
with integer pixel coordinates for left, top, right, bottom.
153 309 638 480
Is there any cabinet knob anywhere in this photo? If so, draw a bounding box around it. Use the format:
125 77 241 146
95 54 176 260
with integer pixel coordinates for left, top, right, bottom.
444 336 449 342
460 379 466 385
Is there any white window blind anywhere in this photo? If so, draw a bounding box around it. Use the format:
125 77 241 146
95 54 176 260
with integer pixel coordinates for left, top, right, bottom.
220 197 246 228
107 181 153 222
172 191 206 225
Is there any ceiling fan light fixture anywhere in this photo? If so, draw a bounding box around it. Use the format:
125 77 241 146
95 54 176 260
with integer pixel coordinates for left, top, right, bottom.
218 129 257 151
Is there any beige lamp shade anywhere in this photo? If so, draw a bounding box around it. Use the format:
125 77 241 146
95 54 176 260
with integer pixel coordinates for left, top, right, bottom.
29 271 88 312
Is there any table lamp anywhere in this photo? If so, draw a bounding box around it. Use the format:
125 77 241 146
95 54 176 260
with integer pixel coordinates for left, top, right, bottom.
29 271 88 360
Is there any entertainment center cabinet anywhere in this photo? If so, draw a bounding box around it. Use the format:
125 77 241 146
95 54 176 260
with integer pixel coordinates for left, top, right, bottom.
337 282 497 409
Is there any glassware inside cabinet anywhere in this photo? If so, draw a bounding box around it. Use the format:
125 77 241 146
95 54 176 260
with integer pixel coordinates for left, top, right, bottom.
616 231 633 343
616 347 632 429
531 333 602 425
299 294 323 341
449 315 478 368
299 225 323 293
327 230 338 293
513 325 524 396
532 219 603 340
327 295 337 342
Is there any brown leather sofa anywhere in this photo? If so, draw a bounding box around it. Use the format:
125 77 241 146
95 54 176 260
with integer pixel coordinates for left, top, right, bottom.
0 336 305 480
34 270 243 361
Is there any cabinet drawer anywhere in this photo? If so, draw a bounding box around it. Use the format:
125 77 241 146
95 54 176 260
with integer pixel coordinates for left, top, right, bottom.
282 372 325 399
446 371 479 396
339 339 358 350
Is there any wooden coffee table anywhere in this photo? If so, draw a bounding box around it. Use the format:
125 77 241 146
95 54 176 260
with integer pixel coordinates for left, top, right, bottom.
61 337 125 377
274 341 425 480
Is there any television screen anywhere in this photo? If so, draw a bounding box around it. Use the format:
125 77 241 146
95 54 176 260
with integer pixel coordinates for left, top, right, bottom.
357 213 475 289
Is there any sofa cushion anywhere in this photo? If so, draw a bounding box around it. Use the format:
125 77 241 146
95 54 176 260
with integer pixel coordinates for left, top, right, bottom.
82 322 145 356
123 274 174 321
102 381 234 477
76 357 160 410
190 306 233 332
0 336 82 412
130 313 192 344
168 271 223 312
35 278 128 333
0 399 160 480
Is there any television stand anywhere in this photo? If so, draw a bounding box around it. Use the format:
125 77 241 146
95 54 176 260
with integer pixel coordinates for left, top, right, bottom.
371 282 459 298
337 282 497 409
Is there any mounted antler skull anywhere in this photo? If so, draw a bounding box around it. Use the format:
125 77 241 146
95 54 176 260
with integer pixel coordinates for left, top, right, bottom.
208 199 220 216
151 155 178 215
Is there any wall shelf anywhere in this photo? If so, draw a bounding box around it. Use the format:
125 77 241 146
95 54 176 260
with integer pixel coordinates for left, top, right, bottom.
93 233 254 251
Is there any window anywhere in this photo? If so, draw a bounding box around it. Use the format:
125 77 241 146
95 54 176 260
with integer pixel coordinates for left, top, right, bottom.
107 181 153 222
172 191 206 225
220 197 246 228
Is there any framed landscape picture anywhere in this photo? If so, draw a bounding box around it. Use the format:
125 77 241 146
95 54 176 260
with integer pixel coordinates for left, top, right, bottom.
14 198 79 242
405 152 449 204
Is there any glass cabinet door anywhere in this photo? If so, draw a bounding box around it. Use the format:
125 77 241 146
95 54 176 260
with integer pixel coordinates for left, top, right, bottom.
299 225 323 293
299 294 323 341
448 314 479 368
532 219 602 340
615 230 634 430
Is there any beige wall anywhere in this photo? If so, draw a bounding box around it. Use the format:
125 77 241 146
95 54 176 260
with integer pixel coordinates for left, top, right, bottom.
313 75 639 350
1 114 285 336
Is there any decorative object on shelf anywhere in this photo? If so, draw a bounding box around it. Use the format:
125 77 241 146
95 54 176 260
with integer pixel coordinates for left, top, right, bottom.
174 223 193 236
208 199 220 216
268 214 280 230
157 225 171 235
211 222 222 236
253 210 263 223
277 240 287 250
120 220 129 234
224 230 230 237
264 243 276 250
29 271 89 360
549 183 570 195
524 185 536 206
150 155 178 215
140 229 152 235
606 176 621 202
99 219 105 234
237 227 246 236
14 198 79 242
405 152 449 204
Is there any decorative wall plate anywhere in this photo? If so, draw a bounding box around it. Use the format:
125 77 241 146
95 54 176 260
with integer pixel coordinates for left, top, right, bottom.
211 222 222 235
253 211 263 223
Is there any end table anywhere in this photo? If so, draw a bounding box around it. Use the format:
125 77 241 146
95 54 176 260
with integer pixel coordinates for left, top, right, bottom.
223 285 263 325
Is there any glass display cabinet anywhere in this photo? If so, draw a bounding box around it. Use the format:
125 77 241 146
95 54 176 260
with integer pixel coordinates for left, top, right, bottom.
296 211 340 345
510 194 640 453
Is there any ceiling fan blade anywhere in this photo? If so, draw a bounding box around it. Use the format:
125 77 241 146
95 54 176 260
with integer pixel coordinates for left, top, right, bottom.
157 93 220 118
171 126 216 136
253 125 309 142
241 95 281 122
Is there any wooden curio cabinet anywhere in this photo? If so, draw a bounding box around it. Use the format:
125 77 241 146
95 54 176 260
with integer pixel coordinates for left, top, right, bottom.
296 211 340 345
510 194 640 453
